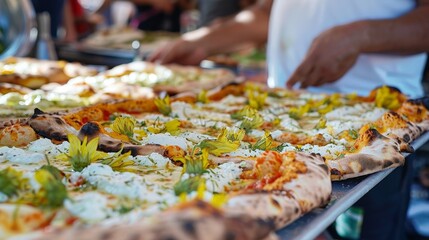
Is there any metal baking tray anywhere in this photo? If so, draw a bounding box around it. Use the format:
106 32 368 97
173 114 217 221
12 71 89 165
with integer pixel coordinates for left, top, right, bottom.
277 131 429 239
278 170 396 239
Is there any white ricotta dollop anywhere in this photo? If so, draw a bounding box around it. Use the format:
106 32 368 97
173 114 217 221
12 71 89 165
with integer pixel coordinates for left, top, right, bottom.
133 152 170 167
0 147 45 164
203 162 242 193
144 133 189 150
278 114 301 132
326 120 363 135
300 143 345 159
27 138 70 157
179 131 214 143
225 148 264 158
171 101 231 122
64 192 111 223
80 164 176 204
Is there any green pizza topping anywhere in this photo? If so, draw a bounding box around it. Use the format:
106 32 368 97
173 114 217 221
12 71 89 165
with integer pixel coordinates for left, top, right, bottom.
31 168 68 209
252 131 274 151
63 135 107 172
0 168 27 198
197 128 244 156
154 95 172 116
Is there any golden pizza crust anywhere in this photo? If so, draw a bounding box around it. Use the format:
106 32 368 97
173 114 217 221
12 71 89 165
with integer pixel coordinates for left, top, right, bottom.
225 151 331 228
328 129 406 180
37 200 276 240
0 57 96 88
0 124 38 147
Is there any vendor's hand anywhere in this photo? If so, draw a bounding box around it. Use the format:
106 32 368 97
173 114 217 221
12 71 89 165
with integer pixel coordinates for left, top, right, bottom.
286 24 363 89
148 38 208 65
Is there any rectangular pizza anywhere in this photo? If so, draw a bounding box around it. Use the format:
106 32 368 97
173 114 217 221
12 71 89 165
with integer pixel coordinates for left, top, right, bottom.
0 81 428 239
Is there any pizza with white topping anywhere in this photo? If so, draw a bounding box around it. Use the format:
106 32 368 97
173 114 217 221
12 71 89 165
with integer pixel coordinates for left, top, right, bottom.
0 59 236 118
0 79 428 239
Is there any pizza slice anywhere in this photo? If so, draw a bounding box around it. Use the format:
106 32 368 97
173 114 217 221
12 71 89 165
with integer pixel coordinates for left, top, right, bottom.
327 128 407 180
0 57 96 88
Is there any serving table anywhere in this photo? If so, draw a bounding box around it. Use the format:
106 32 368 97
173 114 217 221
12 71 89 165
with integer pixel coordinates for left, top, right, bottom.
277 132 429 239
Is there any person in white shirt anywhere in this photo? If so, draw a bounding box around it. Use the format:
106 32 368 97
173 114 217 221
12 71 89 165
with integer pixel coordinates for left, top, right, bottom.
149 0 429 98
149 1 429 239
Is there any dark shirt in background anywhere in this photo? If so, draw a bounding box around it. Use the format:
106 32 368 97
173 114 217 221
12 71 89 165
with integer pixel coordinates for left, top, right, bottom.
31 0 65 38
198 0 240 26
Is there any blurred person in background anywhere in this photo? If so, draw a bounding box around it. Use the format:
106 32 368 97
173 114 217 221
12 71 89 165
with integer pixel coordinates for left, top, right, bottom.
97 0 196 32
199 0 255 27
149 0 428 98
31 0 66 39
149 0 429 239
63 0 105 41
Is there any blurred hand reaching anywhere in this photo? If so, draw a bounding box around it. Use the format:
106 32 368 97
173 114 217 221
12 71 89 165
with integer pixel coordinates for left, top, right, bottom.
286 24 363 89
148 36 209 65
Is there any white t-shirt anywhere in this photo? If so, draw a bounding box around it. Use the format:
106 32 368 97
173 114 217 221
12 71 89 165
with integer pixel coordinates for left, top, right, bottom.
267 0 427 98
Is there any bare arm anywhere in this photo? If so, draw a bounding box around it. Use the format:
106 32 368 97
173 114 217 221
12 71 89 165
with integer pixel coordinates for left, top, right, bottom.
287 0 429 89
62 0 78 42
359 0 429 54
186 0 272 55
149 0 272 64
102 0 175 13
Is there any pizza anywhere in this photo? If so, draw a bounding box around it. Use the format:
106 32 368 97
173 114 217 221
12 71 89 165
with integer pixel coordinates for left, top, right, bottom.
81 27 178 52
93 61 237 94
0 57 97 88
0 59 236 118
0 81 427 239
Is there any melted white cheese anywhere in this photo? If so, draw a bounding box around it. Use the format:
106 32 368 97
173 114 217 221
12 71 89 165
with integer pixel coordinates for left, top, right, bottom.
279 114 301 132
179 131 214 143
27 138 70 157
79 164 177 204
64 192 112 223
326 120 363 135
203 162 242 193
300 143 345 159
133 153 170 167
171 101 231 122
325 103 386 122
225 148 264 158
279 143 298 153
0 147 45 164
190 118 228 129
271 130 283 139
144 133 189 150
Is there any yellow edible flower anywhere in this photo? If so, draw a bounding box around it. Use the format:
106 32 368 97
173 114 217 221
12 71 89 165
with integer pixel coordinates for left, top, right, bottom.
315 118 327 129
244 82 263 92
211 193 228 208
252 131 273 150
197 90 209 103
197 181 206 199
111 116 136 137
0 168 27 198
33 168 67 209
100 150 137 172
147 119 181 135
247 89 267 110
154 95 172 116
289 104 310 119
375 86 401 110
240 114 264 132
111 116 140 144
232 106 264 131
173 176 202 196
65 135 107 172
179 148 209 175
198 129 243 156
164 119 181 135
